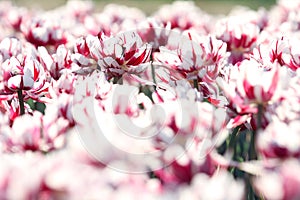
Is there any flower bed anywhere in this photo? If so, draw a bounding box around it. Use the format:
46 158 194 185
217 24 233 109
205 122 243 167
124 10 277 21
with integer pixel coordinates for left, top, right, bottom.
0 0 300 199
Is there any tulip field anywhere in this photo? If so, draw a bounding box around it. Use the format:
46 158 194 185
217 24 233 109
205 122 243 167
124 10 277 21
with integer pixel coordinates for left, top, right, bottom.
0 0 300 199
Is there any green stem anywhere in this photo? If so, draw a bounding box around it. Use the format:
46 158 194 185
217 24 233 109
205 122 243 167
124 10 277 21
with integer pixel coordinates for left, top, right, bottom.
228 126 243 178
230 126 242 166
249 130 257 160
193 79 198 90
246 174 255 200
112 77 119 84
229 126 240 150
17 89 25 115
256 104 263 131
150 53 157 91
249 104 263 160
246 104 264 199
112 76 123 84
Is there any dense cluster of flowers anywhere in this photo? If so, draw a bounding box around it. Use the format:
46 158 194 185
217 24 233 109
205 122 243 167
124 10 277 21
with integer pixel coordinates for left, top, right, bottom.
0 0 300 199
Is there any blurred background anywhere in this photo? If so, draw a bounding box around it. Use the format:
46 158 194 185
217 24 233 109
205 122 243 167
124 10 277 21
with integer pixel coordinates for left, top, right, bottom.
13 0 277 14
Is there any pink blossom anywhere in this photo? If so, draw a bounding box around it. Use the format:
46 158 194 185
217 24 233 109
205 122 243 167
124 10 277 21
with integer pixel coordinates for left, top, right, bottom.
254 159 300 200
155 32 227 81
96 4 146 34
38 45 73 80
21 17 67 47
50 70 76 95
252 36 290 66
138 18 171 50
5 111 69 152
64 0 94 22
236 60 280 104
153 1 212 33
0 38 22 62
268 0 300 32
180 170 245 200
96 31 151 78
1 1 300 199
257 120 300 159
273 71 300 123
0 98 32 125
218 59 281 128
228 6 268 30
1 56 50 101
282 38 300 71
6 5 28 31
0 1 27 31
74 36 90 57
220 59 280 109
215 17 260 64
